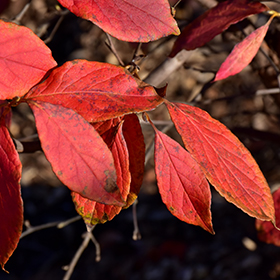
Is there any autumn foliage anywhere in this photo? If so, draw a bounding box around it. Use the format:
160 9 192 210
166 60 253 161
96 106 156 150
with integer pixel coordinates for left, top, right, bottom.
1 0 280 272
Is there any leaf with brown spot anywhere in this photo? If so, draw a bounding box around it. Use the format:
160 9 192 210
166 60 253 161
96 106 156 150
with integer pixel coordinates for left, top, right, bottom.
72 122 131 225
29 101 124 206
24 60 164 122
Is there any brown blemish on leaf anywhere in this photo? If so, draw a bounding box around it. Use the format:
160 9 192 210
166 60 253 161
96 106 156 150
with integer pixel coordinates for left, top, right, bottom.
104 177 118 193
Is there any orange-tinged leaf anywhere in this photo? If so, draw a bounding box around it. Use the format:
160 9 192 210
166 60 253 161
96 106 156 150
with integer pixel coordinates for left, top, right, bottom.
0 118 23 271
57 0 180 42
122 114 145 208
170 0 268 56
153 126 213 233
166 101 275 223
0 20 57 99
256 188 280 246
72 123 131 225
24 60 163 122
29 101 124 206
214 17 273 81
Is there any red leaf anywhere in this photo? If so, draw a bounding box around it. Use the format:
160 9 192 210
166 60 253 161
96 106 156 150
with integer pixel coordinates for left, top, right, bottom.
256 187 280 246
122 114 145 208
0 118 23 271
0 101 11 127
214 17 272 81
57 0 179 42
0 20 57 99
153 127 213 233
29 101 124 206
24 60 163 122
170 0 268 56
72 122 131 225
165 101 275 223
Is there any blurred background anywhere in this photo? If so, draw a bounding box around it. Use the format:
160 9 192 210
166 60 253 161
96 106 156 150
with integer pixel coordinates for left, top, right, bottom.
1 0 280 279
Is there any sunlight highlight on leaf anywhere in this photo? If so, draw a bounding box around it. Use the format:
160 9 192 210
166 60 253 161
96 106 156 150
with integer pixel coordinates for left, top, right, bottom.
24 60 164 122
153 125 214 233
57 0 180 42
214 16 274 81
166 101 275 223
0 20 57 99
29 101 124 206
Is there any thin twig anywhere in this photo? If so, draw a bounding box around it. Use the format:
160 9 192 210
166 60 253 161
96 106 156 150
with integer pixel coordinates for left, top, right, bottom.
12 2 31 24
105 33 125 66
44 11 68 44
63 225 99 280
57 215 82 228
63 232 92 280
20 216 81 239
89 230 101 262
132 199 141 240
21 220 62 239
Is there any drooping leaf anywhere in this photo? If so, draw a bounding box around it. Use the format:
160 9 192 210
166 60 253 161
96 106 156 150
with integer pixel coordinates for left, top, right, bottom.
214 16 273 81
153 125 213 233
24 60 164 122
93 117 123 149
122 114 145 208
170 0 268 56
92 117 122 137
256 188 280 246
0 20 57 99
29 101 124 206
57 0 180 42
165 101 275 223
72 122 131 225
0 118 23 271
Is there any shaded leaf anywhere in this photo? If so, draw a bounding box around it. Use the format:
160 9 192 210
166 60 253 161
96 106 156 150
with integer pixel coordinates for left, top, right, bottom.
0 20 57 99
29 101 124 206
72 122 131 225
0 101 11 127
122 114 145 208
214 17 273 81
165 101 275 223
256 187 280 246
170 0 268 56
93 117 123 149
153 126 213 233
57 0 179 42
0 118 23 271
24 60 163 122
